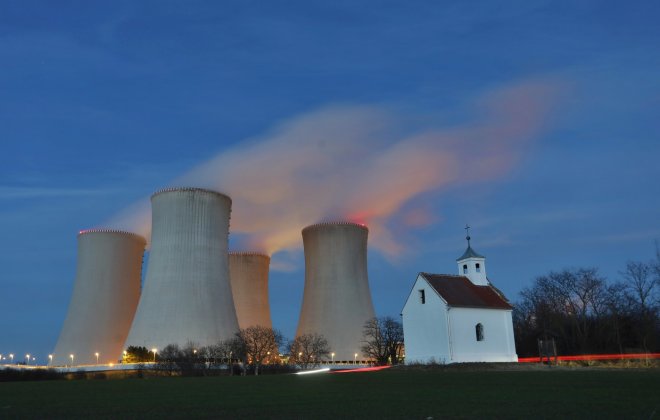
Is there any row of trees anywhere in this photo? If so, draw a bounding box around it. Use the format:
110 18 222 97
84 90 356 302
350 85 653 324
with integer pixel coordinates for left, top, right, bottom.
514 248 660 356
125 318 405 375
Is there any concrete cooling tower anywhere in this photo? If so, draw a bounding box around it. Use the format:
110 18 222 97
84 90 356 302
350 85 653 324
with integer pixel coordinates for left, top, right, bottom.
124 187 239 351
295 222 376 361
52 229 146 365
229 252 273 330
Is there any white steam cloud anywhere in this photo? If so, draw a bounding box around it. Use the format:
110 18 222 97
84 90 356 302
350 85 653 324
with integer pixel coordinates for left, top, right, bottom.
106 78 562 258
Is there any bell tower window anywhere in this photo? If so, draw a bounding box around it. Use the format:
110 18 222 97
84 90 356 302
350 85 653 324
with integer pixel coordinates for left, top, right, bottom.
476 263 481 273
463 264 468 274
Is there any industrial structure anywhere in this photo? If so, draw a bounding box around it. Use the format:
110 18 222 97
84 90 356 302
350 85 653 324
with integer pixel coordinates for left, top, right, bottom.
295 222 376 361
229 252 273 330
124 187 239 351
52 229 146 365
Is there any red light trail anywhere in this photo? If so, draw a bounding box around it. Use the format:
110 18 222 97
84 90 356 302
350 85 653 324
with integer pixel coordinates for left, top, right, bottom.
518 353 660 363
331 366 392 374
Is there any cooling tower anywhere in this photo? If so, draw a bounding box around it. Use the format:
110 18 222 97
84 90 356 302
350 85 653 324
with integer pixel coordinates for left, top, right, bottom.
52 229 146 365
124 187 239 351
229 252 273 330
295 222 376 361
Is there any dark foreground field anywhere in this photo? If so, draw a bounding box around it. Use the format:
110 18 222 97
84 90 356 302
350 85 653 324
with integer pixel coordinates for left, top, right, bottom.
1 366 659 419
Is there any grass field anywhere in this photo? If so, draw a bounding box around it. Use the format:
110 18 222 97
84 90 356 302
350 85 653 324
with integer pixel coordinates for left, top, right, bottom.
1 366 659 419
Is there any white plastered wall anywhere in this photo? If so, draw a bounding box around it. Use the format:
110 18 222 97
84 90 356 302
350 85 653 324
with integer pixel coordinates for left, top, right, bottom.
447 307 517 362
402 275 451 364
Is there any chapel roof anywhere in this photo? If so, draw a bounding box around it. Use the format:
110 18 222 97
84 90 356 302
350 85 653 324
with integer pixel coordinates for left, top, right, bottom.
456 245 485 261
420 273 512 310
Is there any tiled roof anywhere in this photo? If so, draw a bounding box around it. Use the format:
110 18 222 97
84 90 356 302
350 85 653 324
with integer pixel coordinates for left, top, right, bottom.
420 273 512 310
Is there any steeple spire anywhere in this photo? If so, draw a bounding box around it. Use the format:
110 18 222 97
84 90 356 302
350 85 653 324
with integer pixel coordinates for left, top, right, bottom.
457 224 483 260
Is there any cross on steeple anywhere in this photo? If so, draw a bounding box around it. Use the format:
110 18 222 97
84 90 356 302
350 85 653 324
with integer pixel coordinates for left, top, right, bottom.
465 224 471 247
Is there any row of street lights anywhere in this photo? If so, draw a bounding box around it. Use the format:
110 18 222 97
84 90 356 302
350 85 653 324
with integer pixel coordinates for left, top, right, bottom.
0 353 38 365
3 349 362 366
0 352 102 367
0 354 15 364
294 351 360 364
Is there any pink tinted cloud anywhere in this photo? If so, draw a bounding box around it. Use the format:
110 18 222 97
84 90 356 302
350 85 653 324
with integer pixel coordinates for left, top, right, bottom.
107 77 563 260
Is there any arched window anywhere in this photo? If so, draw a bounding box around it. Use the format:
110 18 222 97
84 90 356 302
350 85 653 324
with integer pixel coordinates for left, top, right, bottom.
475 323 484 341
475 263 481 273
463 264 468 274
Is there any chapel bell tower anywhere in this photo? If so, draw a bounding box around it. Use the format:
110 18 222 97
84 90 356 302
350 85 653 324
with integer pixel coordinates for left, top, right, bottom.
456 225 488 286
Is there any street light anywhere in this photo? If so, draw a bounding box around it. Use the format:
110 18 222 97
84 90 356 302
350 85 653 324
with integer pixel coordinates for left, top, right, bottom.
26 354 30 365
9 354 14 364
70 354 74 366
48 355 53 366
331 352 335 364
354 353 358 365
151 348 157 363
95 352 99 364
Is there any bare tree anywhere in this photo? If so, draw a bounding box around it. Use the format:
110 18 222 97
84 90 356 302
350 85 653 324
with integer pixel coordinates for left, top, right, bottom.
205 340 231 369
560 268 606 351
288 333 330 369
154 341 206 376
533 268 606 352
179 341 203 374
213 336 248 375
361 318 386 365
620 258 660 352
602 282 628 354
156 344 180 376
515 268 608 354
361 316 404 365
621 261 658 313
383 317 404 364
236 326 283 375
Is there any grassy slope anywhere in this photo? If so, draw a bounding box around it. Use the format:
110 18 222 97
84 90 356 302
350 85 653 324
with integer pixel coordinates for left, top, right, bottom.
0 368 658 419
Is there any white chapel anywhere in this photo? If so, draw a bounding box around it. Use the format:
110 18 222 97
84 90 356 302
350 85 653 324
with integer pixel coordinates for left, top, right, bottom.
402 229 518 364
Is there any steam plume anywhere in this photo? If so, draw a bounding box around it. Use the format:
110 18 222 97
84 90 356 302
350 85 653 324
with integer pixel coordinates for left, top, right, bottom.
106 78 561 258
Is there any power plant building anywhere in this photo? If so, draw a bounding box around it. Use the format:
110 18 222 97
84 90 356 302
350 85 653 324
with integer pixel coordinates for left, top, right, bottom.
124 187 239 351
52 229 146 365
229 252 273 330
296 222 376 361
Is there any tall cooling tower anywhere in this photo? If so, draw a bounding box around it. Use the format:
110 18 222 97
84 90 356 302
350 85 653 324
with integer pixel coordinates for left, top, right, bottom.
295 222 376 361
229 252 273 330
124 187 239 351
53 229 146 365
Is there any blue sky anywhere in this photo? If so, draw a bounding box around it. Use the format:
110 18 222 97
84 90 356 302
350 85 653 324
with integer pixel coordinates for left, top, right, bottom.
1 1 659 361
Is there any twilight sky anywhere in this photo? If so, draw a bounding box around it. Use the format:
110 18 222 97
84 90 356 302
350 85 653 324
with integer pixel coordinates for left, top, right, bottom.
1 1 659 361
